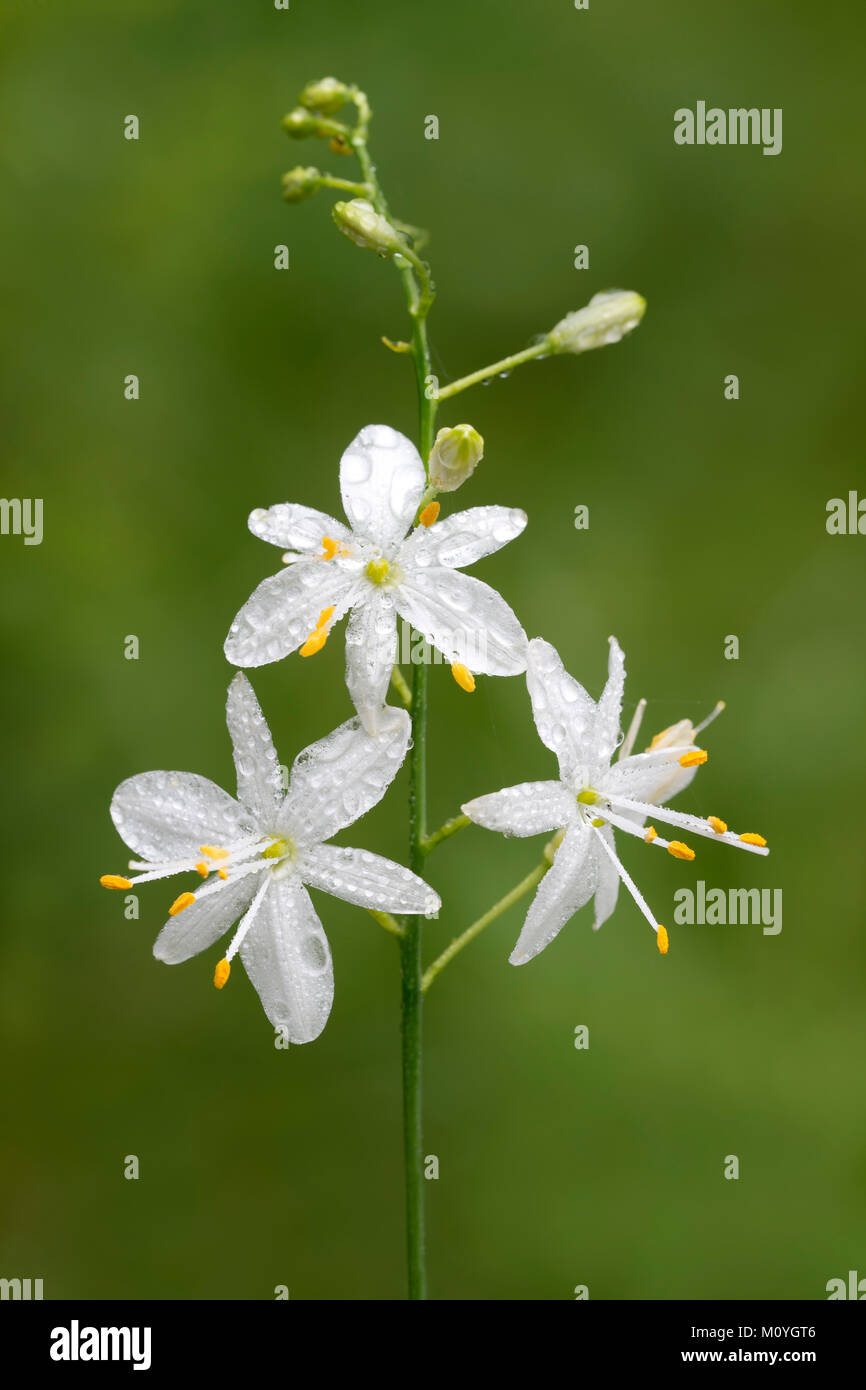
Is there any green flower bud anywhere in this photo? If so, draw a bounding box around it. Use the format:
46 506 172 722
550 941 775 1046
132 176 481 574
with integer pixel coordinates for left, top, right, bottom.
281 107 321 139
299 77 351 116
281 166 322 203
548 290 646 354
332 199 402 256
428 424 484 493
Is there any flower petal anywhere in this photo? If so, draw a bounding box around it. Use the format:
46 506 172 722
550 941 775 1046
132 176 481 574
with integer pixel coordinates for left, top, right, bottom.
594 635 626 767
152 871 262 964
280 709 411 845
248 503 350 554
340 424 426 549
590 823 620 931
302 843 440 916
403 505 527 570
605 747 701 804
239 878 334 1042
462 781 575 837
509 824 596 965
225 673 284 821
525 638 598 786
396 568 527 674
111 771 251 862
224 560 356 668
345 590 398 733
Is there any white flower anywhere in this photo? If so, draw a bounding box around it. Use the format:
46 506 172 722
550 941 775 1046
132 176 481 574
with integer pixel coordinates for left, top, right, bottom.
100 674 440 1041
224 424 529 731
462 637 769 965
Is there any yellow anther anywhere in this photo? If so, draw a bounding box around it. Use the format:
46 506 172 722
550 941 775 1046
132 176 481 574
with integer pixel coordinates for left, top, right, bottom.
679 749 708 768
321 536 339 559
195 862 209 877
100 874 132 890
213 958 231 990
451 662 475 693
262 838 289 860
644 826 657 843
217 868 229 880
590 817 605 828
708 816 727 835
300 605 336 657
419 501 440 527
740 832 767 847
577 788 599 805
365 557 391 586
169 892 196 916
200 845 229 860
667 841 695 861
657 925 669 955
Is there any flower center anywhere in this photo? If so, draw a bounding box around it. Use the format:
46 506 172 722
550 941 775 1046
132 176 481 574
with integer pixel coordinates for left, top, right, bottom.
576 787 600 805
262 837 290 859
365 556 392 585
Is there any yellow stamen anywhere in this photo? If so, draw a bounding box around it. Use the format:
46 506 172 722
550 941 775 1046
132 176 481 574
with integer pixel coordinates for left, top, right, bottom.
644 826 657 843
262 838 289 859
300 605 336 657
213 958 231 990
667 841 695 861
365 557 391 586
649 726 672 750
577 788 599 805
740 832 767 847
169 892 196 916
590 817 605 828
708 816 727 835
451 662 475 693
321 536 339 559
679 749 708 768
657 925 669 955
200 845 229 860
419 501 440 527
217 868 229 880
195 862 209 877
100 874 132 890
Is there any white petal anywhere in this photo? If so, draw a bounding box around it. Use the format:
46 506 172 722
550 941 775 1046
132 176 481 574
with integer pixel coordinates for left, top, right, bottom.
345 590 398 733
462 781 575 837
594 636 626 766
526 638 598 785
280 709 411 845
605 748 700 803
509 824 596 965
403 505 527 570
224 560 355 668
111 771 251 862
239 878 334 1042
248 502 349 553
339 424 426 549
153 871 262 964
225 673 283 821
396 568 527 674
302 844 440 916
591 823 620 930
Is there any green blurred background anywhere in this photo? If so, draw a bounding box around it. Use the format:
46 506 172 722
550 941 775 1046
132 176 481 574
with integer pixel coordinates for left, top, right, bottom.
2 0 864 1300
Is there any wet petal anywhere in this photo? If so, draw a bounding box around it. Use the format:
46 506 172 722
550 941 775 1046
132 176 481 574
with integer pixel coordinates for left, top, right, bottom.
225 673 284 822
404 505 527 570
526 638 598 786
339 424 426 549
594 636 626 767
224 560 355 668
462 781 575 837
344 589 398 733
509 824 596 965
248 502 350 553
302 844 440 916
153 871 262 964
590 823 620 930
280 709 411 845
396 568 527 675
111 771 250 862
239 878 334 1042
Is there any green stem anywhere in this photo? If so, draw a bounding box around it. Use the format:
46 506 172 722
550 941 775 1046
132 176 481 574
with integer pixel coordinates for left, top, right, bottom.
366 908 404 939
422 813 471 855
390 664 412 708
435 340 549 401
421 837 560 993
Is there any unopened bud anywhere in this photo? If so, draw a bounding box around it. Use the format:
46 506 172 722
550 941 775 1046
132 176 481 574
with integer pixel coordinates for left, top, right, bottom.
282 107 321 139
429 424 484 492
548 290 646 355
281 166 321 203
299 77 351 116
332 199 402 256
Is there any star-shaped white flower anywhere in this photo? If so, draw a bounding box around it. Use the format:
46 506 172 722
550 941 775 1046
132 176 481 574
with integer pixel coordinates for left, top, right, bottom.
101 674 440 1041
462 637 769 964
224 424 529 731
